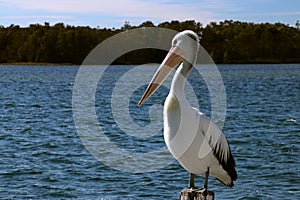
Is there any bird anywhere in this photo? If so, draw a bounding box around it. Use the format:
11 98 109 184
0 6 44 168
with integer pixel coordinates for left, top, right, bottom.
138 30 237 190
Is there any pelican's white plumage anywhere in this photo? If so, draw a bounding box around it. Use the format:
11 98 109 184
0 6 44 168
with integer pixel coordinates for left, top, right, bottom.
138 30 237 188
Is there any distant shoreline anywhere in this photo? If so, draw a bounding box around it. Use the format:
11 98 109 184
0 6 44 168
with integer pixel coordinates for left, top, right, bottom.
1 21 300 64
0 62 79 66
1 62 300 66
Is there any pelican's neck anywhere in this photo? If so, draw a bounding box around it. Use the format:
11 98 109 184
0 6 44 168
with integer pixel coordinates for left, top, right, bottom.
170 61 193 100
164 61 193 140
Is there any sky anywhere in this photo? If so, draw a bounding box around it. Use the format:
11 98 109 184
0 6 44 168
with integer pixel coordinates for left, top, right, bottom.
0 0 299 28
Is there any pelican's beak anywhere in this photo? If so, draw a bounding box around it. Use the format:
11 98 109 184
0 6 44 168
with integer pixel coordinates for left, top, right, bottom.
138 46 185 106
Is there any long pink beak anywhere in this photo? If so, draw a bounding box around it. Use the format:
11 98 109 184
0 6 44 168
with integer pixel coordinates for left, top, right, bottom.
138 46 185 107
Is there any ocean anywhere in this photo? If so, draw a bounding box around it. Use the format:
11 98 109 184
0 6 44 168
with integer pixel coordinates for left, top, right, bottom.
0 64 299 199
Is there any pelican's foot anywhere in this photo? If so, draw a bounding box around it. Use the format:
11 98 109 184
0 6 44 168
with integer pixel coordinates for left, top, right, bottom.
186 186 199 191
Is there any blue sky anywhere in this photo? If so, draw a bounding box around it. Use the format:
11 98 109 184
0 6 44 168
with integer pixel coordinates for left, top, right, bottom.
0 0 299 28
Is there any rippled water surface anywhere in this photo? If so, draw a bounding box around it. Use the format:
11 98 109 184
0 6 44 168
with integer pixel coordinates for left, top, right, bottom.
0 64 299 199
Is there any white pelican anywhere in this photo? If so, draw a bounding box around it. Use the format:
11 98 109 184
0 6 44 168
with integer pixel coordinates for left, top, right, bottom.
138 30 237 189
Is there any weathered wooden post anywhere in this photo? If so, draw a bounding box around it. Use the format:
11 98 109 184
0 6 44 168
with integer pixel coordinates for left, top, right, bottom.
180 188 214 200
179 173 214 200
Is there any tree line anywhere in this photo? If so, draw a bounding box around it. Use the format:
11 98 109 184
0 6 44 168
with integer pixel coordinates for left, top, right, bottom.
0 20 299 64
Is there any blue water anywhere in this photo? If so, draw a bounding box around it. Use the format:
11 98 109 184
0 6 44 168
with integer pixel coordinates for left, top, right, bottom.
0 64 299 199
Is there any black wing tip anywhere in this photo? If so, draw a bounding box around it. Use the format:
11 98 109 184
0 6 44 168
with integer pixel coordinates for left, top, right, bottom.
229 170 237 187
226 156 237 184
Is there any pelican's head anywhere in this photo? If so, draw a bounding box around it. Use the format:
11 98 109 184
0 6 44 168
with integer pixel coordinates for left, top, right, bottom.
171 30 199 63
138 30 199 106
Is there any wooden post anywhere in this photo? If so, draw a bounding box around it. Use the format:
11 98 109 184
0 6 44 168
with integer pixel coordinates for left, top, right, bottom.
180 188 214 200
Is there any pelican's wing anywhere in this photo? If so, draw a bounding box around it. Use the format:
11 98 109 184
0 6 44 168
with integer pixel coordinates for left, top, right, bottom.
197 111 237 186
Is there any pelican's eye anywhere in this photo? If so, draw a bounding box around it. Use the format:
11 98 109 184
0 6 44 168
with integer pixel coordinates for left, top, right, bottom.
172 39 178 47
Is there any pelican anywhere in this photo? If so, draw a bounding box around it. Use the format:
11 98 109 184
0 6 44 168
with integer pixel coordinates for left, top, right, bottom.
138 30 237 189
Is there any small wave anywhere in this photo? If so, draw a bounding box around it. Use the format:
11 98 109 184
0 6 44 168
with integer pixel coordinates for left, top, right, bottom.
285 118 297 123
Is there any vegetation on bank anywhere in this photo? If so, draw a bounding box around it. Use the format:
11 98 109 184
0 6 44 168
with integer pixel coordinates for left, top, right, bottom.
0 20 299 64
